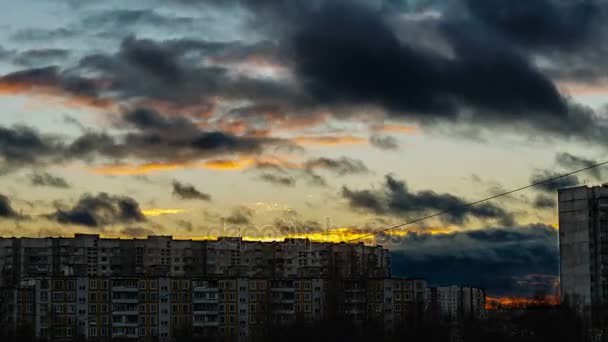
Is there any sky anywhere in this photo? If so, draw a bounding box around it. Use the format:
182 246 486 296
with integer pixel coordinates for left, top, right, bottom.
1 0 607 297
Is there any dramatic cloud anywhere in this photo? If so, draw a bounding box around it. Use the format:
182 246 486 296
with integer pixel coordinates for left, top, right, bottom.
0 107 293 173
0 66 112 108
0 125 64 170
342 175 514 225
292 4 563 115
172 181 211 201
28 171 70 188
48 193 146 227
390 223 558 296
0 194 18 218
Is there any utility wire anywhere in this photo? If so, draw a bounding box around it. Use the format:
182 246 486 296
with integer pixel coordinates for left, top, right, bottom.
342 159 608 243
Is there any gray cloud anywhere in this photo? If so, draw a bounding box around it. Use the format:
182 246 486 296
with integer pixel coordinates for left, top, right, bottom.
370 135 399 150
342 175 514 225
0 194 19 218
29 171 70 188
48 193 146 227
258 173 296 187
390 223 558 296
303 156 369 175
172 181 211 201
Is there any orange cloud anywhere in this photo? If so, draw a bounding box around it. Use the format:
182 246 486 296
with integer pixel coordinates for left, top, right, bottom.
558 81 608 95
90 155 300 175
203 158 254 171
372 124 418 134
293 135 367 146
0 79 113 110
91 162 198 175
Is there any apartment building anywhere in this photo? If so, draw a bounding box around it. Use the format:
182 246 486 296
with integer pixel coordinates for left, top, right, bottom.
559 185 608 310
0 235 390 284
0 235 483 341
1 275 431 341
426 286 486 322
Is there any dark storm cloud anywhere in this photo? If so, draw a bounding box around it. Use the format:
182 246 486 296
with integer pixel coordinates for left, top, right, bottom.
0 66 109 108
119 36 182 83
390 223 558 296
224 206 254 225
369 135 399 150
77 36 300 111
291 3 586 127
0 194 19 218
464 0 598 50
0 108 290 172
48 193 146 227
3 0 608 151
121 107 199 134
342 175 514 225
258 173 296 187
29 171 70 188
102 108 279 162
0 125 64 170
172 181 211 201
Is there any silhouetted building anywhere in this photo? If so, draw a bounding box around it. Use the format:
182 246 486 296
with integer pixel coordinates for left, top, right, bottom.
426 286 486 322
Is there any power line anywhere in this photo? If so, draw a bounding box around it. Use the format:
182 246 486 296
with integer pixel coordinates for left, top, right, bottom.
342 159 608 243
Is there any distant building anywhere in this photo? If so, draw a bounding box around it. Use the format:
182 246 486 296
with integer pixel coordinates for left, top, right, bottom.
426 286 486 322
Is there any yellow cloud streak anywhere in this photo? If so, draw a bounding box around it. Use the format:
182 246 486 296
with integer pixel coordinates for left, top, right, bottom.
142 209 187 217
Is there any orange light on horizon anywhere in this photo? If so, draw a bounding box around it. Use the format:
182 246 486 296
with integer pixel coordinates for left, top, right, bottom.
485 296 560 310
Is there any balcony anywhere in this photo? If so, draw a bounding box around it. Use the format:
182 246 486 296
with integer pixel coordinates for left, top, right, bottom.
112 286 138 292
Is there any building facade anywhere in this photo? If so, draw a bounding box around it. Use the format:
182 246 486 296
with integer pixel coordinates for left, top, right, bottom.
0 235 390 283
0 235 452 341
559 185 608 309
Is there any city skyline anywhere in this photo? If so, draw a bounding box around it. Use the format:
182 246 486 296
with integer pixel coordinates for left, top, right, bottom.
1 0 608 298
